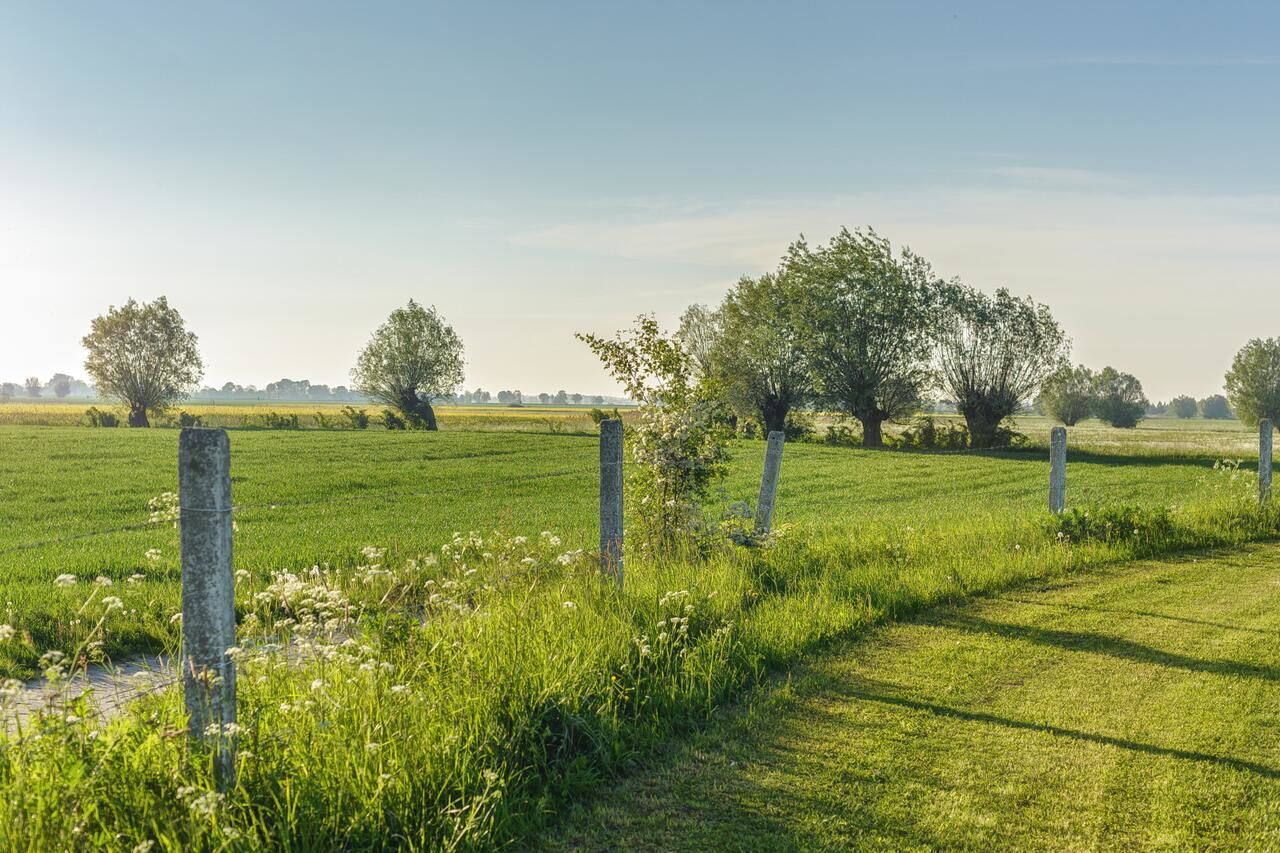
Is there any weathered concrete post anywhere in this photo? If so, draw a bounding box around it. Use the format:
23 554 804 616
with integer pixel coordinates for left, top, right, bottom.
1261 419 1274 504
754 430 785 536
1049 426 1067 515
599 419 624 589
178 428 237 788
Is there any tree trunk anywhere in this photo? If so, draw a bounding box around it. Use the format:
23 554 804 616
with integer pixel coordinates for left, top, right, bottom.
860 414 885 448
760 397 788 434
398 391 439 431
418 400 438 431
963 407 1002 449
128 403 149 428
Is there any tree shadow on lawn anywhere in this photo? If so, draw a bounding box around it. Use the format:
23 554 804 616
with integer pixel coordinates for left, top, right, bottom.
996 596 1279 637
938 614 1280 683
550 668 1280 852
835 686 1280 780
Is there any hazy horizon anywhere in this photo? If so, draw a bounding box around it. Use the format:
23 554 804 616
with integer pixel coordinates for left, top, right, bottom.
3 2 1279 401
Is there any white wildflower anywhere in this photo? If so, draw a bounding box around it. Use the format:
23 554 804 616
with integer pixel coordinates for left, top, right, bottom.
54 574 76 588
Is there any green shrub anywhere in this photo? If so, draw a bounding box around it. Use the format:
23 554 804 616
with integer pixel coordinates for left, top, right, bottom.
587 407 621 425
899 416 969 450
176 411 203 428
382 409 407 430
84 407 120 428
261 412 300 430
341 406 370 429
824 424 861 447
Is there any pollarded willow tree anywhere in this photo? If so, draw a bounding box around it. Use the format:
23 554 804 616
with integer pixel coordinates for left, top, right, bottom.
789 228 940 448
708 270 811 434
82 297 204 427
352 300 465 431
936 286 1068 448
1225 338 1280 428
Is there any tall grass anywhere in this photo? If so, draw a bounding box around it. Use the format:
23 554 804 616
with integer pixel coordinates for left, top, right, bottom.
0 464 1276 849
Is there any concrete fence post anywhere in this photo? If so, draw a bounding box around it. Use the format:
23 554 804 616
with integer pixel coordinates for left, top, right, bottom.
1261 419 1274 504
1049 426 1067 515
754 430 785 535
178 428 237 788
599 419 624 589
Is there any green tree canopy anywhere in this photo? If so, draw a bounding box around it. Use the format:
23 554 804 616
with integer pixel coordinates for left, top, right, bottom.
1169 395 1199 419
936 286 1068 447
352 300 464 431
708 270 812 434
676 303 721 381
1039 364 1095 426
789 228 939 448
47 373 74 399
82 296 203 427
1093 367 1149 428
1224 338 1280 428
1198 394 1232 420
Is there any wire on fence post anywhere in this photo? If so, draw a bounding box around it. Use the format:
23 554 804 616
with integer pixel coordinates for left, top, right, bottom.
754 430 785 536
1261 419 1273 505
1049 427 1066 515
599 419 624 589
178 427 238 789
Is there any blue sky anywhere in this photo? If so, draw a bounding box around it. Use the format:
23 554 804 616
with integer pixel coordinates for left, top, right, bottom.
2 1 1278 399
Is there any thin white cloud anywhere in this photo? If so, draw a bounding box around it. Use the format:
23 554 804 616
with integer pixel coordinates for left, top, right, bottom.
981 166 1129 189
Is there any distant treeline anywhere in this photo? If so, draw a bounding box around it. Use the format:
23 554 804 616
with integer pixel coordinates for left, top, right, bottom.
0 375 621 406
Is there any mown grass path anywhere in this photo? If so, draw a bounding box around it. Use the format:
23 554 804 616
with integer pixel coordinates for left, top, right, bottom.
549 545 1280 851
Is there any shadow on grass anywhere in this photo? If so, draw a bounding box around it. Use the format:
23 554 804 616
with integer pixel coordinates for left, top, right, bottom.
940 614 1280 682
842 688 1280 779
997 597 1278 636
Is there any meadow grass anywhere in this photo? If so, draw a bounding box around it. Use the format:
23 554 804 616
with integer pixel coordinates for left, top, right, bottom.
0 419 1277 848
0 424 1257 676
548 545 1280 850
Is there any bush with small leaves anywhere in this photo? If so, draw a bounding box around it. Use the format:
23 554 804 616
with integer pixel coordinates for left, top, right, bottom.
341 406 370 429
84 407 120 428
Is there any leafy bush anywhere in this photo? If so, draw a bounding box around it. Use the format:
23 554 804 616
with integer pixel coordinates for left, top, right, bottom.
587 407 622 425
899 416 969 450
1047 504 1174 545
578 316 731 554
314 412 333 429
1039 364 1096 426
824 424 862 447
84 407 120 428
382 409 407 430
177 411 203 428
261 412 300 430
341 406 370 429
1093 367 1149 428
783 411 815 441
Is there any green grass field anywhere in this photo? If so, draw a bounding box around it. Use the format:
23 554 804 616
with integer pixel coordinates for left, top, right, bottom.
549 545 1280 850
0 414 1276 849
0 421 1255 676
